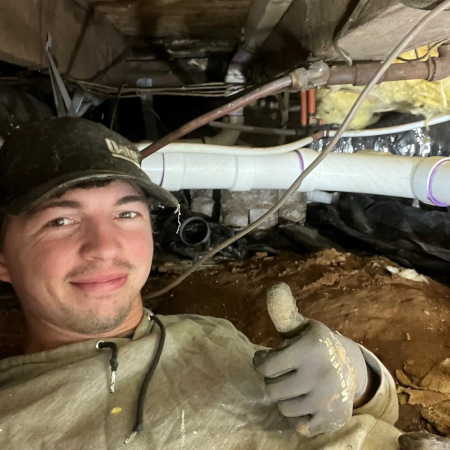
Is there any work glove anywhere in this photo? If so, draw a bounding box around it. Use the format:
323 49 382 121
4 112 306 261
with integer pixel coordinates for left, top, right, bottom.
253 282 369 438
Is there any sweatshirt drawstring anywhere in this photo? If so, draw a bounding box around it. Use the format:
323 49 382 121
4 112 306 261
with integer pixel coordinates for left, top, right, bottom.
95 313 166 445
125 313 166 444
96 340 119 393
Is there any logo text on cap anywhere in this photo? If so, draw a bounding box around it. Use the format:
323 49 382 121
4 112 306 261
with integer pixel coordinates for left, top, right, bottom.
105 138 140 168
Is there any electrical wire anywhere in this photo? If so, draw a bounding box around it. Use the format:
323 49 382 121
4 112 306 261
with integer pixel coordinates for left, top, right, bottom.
136 135 317 156
207 113 450 140
140 75 294 158
144 0 450 300
209 121 303 136
331 114 450 137
72 79 248 98
136 113 450 157
332 0 372 66
110 84 126 130
396 38 450 62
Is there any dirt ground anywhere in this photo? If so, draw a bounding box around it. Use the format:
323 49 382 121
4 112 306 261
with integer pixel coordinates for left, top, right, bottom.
147 249 450 436
1 248 449 436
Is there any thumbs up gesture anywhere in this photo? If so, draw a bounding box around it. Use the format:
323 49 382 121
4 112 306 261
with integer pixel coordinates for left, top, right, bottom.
253 283 370 437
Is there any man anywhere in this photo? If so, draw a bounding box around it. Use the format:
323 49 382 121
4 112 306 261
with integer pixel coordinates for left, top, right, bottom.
0 118 401 449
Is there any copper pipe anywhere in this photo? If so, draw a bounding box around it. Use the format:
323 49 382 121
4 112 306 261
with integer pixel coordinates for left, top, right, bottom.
141 45 450 158
307 88 316 121
140 75 293 158
328 44 450 86
300 90 308 127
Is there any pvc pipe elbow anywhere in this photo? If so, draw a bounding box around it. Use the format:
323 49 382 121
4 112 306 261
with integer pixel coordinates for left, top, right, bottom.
204 113 245 146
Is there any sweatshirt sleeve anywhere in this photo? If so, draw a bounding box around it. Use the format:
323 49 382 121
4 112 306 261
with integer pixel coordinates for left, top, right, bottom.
353 346 399 425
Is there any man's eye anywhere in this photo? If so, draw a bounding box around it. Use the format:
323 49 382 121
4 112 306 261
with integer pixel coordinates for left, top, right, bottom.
47 218 74 227
118 211 138 219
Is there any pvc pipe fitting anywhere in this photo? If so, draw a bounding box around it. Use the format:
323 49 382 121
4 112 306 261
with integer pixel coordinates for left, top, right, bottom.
412 156 450 206
179 217 211 246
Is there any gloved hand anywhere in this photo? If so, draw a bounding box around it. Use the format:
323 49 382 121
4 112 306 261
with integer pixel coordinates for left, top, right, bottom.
253 283 369 438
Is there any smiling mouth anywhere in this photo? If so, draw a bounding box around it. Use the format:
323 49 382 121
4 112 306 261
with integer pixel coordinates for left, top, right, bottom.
70 274 128 293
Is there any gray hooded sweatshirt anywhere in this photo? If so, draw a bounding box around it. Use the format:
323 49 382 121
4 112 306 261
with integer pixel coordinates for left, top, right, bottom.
0 311 401 449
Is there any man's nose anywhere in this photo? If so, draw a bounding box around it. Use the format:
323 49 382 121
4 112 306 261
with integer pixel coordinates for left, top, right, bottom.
79 219 121 260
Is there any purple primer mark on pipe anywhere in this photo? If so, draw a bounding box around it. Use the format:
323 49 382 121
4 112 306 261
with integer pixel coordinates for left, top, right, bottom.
427 158 450 207
295 150 304 173
160 153 165 186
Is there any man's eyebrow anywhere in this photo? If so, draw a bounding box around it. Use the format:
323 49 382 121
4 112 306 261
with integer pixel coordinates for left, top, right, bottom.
115 195 148 206
27 200 82 217
26 195 147 217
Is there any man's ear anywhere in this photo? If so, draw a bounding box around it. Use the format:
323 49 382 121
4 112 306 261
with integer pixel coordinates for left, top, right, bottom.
0 252 12 283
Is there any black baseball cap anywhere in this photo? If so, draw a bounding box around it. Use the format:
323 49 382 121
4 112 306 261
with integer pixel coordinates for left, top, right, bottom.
0 117 179 215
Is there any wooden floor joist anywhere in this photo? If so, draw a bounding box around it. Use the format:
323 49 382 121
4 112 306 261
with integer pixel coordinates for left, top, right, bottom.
0 0 128 81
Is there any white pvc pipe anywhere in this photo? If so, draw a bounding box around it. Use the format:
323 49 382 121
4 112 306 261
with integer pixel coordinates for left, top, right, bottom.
142 149 450 207
137 114 450 157
182 113 245 146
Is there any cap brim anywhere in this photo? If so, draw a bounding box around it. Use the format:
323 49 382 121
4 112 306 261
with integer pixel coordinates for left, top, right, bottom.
6 170 179 215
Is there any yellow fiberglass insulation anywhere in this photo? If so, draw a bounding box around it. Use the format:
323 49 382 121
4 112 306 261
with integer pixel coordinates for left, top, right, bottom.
316 45 450 129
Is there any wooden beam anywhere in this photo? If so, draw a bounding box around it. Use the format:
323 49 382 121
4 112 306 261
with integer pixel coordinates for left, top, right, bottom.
332 3 450 61
0 0 128 80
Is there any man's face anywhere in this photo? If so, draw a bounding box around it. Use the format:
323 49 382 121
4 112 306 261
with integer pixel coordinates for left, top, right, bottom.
0 180 153 335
